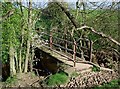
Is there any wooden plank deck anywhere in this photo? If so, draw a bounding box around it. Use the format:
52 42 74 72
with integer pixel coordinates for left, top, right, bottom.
36 45 93 71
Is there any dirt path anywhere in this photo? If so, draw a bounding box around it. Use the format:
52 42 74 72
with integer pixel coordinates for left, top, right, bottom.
1 69 119 88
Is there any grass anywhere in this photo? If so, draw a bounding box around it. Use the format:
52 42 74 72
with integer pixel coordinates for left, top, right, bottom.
31 71 36 77
93 79 120 89
92 65 100 72
5 75 17 86
70 71 79 78
46 71 69 86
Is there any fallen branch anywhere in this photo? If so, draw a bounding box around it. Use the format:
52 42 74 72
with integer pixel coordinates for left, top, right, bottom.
77 26 120 46
55 1 120 47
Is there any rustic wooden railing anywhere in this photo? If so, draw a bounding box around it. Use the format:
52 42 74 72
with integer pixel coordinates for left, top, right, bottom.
38 31 93 67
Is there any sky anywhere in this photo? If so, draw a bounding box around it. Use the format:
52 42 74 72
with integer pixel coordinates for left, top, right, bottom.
21 0 119 2
21 0 119 9
1 0 119 2
1 0 116 9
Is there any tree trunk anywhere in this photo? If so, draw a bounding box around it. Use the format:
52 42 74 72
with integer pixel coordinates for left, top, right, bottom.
14 51 18 72
9 45 16 76
19 50 22 73
30 46 34 72
24 28 31 73
24 0 32 73
81 0 86 25
55 2 79 28
19 0 24 73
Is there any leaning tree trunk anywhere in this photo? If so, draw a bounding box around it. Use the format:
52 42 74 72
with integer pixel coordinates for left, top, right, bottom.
55 1 120 47
24 0 32 73
9 44 16 76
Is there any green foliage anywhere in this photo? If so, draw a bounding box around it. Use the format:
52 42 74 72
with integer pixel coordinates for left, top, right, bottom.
88 10 118 50
46 72 69 86
2 2 19 63
5 75 17 85
31 71 36 77
92 65 100 72
1 2 34 76
94 79 120 89
35 2 69 34
1 1 119 78
70 71 79 78
71 8 118 50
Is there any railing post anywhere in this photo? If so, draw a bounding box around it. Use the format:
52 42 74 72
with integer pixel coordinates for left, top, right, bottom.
65 40 67 53
65 29 67 53
89 40 93 62
50 30 52 49
73 41 77 67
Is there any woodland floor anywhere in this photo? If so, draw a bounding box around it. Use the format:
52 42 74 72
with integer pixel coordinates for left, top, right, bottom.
0 68 119 88
0 49 120 88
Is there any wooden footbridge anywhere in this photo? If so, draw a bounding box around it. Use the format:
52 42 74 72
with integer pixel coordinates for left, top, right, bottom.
32 29 95 71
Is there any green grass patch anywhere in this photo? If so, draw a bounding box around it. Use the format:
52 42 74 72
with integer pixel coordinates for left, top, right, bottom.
46 71 69 86
31 71 36 77
94 79 120 89
92 65 100 72
5 75 17 86
70 71 79 78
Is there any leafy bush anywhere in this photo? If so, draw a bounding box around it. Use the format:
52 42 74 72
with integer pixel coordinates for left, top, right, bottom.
102 79 120 88
5 75 17 85
94 79 120 89
92 65 100 72
46 71 69 86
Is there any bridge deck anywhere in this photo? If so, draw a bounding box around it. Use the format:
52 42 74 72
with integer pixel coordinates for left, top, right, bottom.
36 44 93 71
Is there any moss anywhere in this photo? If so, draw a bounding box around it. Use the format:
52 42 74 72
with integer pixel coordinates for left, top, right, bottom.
92 65 100 72
46 71 69 86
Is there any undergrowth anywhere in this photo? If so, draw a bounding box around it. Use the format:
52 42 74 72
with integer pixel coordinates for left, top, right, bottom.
94 79 120 89
5 75 17 86
45 71 69 86
92 65 100 72
70 71 79 78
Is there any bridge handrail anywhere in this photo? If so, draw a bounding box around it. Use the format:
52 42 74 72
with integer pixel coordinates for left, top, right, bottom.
39 37 89 58
52 42 73 52
40 32 73 44
40 32 90 43
41 44 74 62
39 31 93 67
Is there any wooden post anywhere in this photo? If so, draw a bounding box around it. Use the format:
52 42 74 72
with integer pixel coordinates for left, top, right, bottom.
65 40 67 53
65 28 67 53
89 40 92 62
50 30 52 49
73 41 77 67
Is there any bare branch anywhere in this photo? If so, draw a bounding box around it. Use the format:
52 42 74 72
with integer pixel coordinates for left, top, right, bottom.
77 26 120 46
55 2 79 28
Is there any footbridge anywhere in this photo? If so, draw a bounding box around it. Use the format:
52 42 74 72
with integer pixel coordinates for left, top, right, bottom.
32 29 95 71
